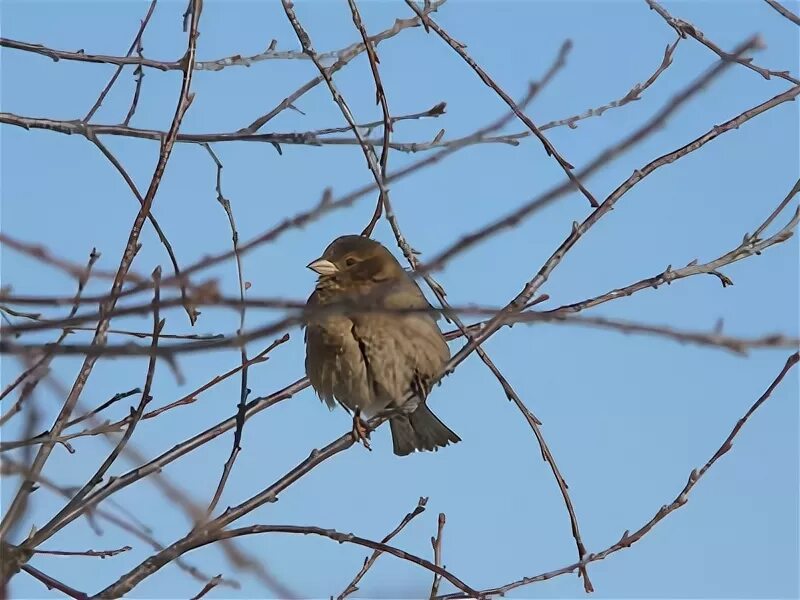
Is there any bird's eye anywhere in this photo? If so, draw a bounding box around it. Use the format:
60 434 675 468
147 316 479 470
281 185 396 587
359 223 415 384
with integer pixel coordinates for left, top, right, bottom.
344 257 357 267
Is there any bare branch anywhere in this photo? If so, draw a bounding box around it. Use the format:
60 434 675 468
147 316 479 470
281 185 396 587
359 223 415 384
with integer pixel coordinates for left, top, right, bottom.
190 574 223 600
440 352 800 598
338 497 428 599
646 0 798 84
20 564 88 600
32 545 132 558
763 0 800 26
347 0 394 237
0 233 143 283
2 5 795 597
549 184 798 316
417 38 770 277
102 522 481 599
90 137 197 325
202 143 258 521
406 0 599 207
429 513 446 599
0 1 446 76
1 456 237 588
0 249 98 423
0 0 202 566
83 0 157 122
30 268 163 544
281 0 389 229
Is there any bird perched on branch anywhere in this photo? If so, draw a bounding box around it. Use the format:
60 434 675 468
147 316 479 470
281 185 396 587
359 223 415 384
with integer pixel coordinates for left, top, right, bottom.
304 235 460 456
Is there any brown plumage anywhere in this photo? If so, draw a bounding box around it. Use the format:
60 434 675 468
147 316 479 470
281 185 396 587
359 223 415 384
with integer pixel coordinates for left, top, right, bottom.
304 235 460 456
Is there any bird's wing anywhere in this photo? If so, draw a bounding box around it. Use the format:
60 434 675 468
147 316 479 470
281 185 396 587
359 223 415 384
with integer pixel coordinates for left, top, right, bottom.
351 311 449 411
305 289 376 412
304 325 339 409
304 289 342 409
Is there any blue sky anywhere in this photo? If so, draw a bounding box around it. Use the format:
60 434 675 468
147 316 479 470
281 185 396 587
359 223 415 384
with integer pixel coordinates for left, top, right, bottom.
1 1 798 598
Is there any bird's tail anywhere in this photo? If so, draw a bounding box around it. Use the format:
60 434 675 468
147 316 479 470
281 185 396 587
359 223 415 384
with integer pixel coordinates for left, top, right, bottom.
389 402 460 456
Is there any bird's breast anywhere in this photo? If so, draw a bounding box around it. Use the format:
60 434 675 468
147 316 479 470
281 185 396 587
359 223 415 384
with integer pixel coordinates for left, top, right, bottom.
305 315 383 415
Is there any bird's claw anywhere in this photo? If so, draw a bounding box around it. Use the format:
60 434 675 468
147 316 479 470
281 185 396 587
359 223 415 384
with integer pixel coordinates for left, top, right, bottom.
352 414 372 451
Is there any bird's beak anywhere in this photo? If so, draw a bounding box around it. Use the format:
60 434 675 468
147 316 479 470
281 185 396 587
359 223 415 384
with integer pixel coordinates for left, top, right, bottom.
306 258 339 276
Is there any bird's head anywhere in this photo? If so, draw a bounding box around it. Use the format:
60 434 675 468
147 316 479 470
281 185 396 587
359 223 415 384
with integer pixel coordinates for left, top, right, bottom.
307 235 405 292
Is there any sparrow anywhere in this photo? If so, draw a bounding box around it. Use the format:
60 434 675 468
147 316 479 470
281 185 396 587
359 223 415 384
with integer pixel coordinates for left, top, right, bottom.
304 235 460 456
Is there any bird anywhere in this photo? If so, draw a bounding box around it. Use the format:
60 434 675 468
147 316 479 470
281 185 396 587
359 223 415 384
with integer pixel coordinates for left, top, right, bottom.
303 235 460 456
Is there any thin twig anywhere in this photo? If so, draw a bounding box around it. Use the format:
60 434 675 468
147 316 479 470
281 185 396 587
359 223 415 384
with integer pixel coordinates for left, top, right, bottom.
406 0 598 207
243 0 446 132
190 574 223 600
82 0 157 122
753 178 800 239
202 142 255 519
30 268 163 541
549 188 798 316
0 337 288 453
62 327 222 340
20 564 88 600
90 136 197 324
0 248 97 534
1 388 140 452
645 0 799 84
33 545 132 558
101 522 481 599
0 386 41 549
338 497 428 599
311 102 446 138
0 233 144 283
123 28 148 125
429 513 446 599
0 257 105 425
0 2 445 75
281 0 389 227
346 0 393 237
450 313 800 357
0 456 238 589
763 0 800 26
